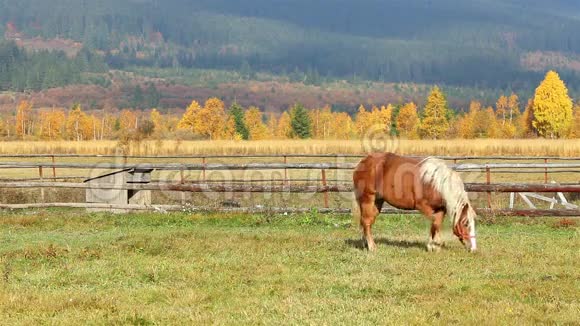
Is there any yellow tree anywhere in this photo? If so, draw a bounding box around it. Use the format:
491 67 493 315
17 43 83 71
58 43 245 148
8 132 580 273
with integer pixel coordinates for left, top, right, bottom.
310 105 335 139
276 111 292 139
569 105 580 138
482 107 501 138
119 109 138 131
419 86 449 139
266 112 278 138
199 97 229 140
15 100 33 139
100 112 117 140
532 70 573 138
244 106 270 140
88 114 102 140
519 99 536 138
222 115 238 140
496 95 508 124
354 105 372 137
66 104 92 141
39 109 66 140
177 100 203 133
507 93 520 123
457 101 481 139
377 105 393 133
396 102 419 139
330 112 354 139
150 109 165 136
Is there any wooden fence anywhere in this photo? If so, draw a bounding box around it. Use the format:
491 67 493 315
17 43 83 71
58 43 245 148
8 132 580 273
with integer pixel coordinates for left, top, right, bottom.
0 155 578 216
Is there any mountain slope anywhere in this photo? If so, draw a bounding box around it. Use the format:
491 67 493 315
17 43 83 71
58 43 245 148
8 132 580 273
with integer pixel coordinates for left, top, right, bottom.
1 0 580 92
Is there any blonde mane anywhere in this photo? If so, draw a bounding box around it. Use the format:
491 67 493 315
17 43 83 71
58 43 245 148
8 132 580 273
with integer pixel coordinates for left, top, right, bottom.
418 157 473 226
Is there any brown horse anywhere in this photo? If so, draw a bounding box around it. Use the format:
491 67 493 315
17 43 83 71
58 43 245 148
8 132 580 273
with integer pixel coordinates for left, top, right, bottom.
352 153 477 252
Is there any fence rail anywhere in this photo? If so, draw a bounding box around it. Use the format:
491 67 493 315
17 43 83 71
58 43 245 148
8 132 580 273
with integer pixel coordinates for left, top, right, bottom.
0 153 579 160
0 162 580 171
0 181 579 193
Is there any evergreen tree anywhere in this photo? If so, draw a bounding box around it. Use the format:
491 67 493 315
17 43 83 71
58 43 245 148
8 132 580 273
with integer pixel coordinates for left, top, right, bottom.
144 83 161 108
229 102 249 140
532 70 573 138
290 103 312 139
131 85 144 109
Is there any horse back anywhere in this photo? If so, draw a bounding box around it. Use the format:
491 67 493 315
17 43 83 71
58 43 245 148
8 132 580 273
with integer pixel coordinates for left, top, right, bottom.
354 153 444 210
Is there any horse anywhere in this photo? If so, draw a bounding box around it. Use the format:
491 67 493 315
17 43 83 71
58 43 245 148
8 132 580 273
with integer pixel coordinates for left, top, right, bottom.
352 152 477 252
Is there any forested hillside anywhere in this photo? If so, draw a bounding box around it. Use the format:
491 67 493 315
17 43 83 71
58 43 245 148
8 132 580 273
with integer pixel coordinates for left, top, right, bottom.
2 0 580 94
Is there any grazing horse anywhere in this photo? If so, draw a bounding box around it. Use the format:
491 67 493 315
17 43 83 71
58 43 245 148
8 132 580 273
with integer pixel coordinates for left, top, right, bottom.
352 153 477 252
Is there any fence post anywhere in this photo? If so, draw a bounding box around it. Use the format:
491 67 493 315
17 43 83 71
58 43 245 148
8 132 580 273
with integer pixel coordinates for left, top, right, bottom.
180 166 186 205
283 155 288 185
202 156 206 182
544 158 548 183
51 155 56 179
486 164 491 209
321 169 329 208
39 166 45 203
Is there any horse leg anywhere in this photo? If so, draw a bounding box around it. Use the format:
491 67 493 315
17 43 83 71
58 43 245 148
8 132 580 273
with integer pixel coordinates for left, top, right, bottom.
416 200 438 252
360 196 379 251
428 210 445 252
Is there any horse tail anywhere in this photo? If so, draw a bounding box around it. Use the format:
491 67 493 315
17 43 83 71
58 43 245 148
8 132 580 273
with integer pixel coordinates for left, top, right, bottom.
418 157 471 228
351 192 361 228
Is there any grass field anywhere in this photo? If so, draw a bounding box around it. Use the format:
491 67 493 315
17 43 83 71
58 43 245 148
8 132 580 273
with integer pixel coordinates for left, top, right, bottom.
0 139 579 156
0 210 578 324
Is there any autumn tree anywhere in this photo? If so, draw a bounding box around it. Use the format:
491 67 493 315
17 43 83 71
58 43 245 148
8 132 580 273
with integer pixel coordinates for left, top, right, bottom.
456 101 478 139
419 86 449 139
200 98 230 140
310 105 335 139
244 106 270 140
569 105 580 138
496 95 508 124
519 99 536 138
149 109 166 137
354 104 393 137
330 112 354 139
65 104 92 141
177 98 231 140
507 93 520 123
15 100 33 139
276 111 292 139
290 103 312 139
177 100 202 133
531 70 573 138
119 109 138 131
396 102 419 139
266 112 278 139
39 108 66 140
354 105 372 137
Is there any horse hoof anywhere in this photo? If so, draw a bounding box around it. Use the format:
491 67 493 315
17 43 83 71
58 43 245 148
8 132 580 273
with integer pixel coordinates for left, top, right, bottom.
427 244 442 253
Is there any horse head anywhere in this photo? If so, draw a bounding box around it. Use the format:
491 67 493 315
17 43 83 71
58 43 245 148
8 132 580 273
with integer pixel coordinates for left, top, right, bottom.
453 203 477 252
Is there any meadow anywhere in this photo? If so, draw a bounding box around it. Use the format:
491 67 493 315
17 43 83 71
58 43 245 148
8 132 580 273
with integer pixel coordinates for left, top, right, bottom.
0 210 578 324
0 139 579 156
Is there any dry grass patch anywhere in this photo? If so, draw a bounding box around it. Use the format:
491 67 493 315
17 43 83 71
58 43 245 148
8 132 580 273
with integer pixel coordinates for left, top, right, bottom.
0 139 579 156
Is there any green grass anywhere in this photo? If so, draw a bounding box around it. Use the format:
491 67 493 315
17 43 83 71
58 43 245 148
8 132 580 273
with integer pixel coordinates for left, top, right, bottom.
0 210 578 324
